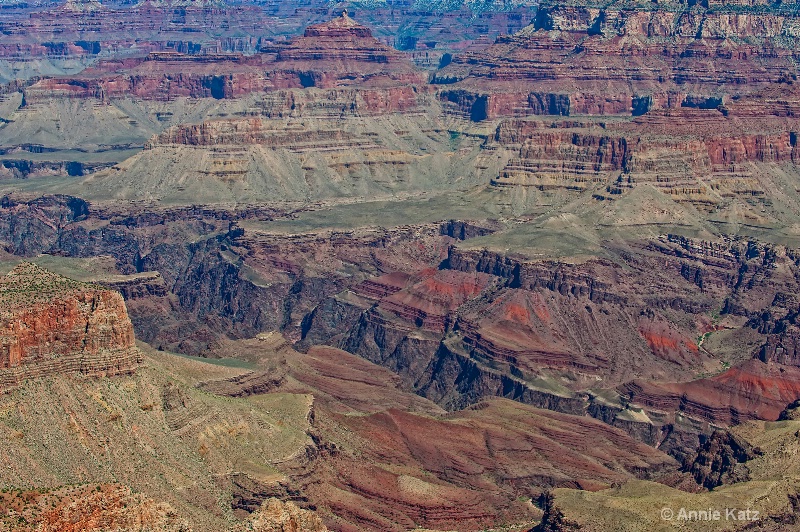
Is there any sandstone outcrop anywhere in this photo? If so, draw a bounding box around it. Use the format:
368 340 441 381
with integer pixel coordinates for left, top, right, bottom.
436 1 800 119
229 498 327 532
0 262 141 392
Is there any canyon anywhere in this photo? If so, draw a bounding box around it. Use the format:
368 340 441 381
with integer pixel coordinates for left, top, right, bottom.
0 261 141 392
0 0 800 530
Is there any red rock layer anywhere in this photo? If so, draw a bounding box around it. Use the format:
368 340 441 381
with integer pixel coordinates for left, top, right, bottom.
315 234 800 432
376 269 495 333
203 337 675 531
0 263 141 392
436 2 800 119
622 360 800 425
270 14 427 88
20 14 428 104
302 399 675 531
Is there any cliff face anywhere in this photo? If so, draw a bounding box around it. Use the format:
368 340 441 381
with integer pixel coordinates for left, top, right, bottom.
488 109 800 202
435 1 800 119
19 14 428 105
681 429 762 490
0 1 529 72
0 262 141 391
296 232 800 466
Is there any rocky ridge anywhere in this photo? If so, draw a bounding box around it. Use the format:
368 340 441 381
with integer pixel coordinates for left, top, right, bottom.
18 14 429 104
3 193 800 463
436 0 800 119
0 262 141 392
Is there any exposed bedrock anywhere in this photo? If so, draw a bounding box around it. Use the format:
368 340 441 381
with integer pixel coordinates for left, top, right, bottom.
435 1 800 120
0 194 89 256
486 112 800 204
3 193 800 464
0 262 141 393
18 14 428 106
681 429 762 490
300 236 800 461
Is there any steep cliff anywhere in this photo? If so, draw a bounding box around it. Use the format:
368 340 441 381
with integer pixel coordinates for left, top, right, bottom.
436 1 800 119
488 109 800 204
19 13 429 104
0 262 141 392
681 429 761 490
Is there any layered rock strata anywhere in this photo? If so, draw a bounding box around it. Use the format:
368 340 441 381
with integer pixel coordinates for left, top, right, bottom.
0 262 141 392
436 1 800 119
489 111 800 204
19 14 429 104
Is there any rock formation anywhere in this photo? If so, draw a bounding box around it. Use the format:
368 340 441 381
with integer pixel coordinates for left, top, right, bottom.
229 498 328 532
523 397 800 530
4 191 800 460
18 12 428 103
0 262 141 392
681 429 761 490
436 0 800 119
0 4 800 531
267 12 429 89
0 484 191 532
486 109 800 204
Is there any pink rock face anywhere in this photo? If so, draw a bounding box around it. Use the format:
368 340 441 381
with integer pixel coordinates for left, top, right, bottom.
0 263 140 389
19 13 427 106
622 360 800 425
436 3 800 120
0 292 135 369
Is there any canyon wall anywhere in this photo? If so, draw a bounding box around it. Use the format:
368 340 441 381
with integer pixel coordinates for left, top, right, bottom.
0 262 141 392
436 1 800 119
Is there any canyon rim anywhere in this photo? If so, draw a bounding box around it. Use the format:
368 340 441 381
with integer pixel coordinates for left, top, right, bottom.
1 0 800 530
